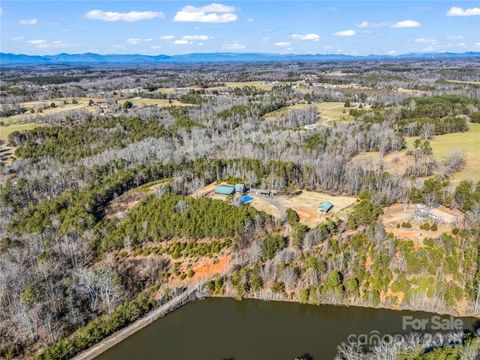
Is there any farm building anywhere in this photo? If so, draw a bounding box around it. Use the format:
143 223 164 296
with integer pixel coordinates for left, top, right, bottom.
238 195 254 205
235 183 247 193
214 184 236 195
318 201 334 213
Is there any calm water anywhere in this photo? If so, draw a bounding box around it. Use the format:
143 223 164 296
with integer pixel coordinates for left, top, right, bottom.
97 298 478 360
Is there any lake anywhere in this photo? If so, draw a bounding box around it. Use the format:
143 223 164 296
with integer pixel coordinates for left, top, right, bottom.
96 298 478 360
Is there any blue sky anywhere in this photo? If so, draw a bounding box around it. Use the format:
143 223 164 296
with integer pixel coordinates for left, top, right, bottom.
1 1 479 55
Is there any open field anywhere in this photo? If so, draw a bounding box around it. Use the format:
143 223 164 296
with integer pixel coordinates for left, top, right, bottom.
381 203 462 244
0 98 103 125
445 80 480 86
251 190 357 228
406 123 480 184
263 101 352 123
194 182 357 228
127 98 188 107
350 150 416 177
282 190 357 227
105 179 169 219
0 122 42 142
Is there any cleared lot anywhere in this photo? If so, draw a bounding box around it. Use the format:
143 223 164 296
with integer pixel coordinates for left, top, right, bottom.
381 203 462 244
263 102 352 123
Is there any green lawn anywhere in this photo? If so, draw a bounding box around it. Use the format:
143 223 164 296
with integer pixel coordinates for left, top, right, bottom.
0 122 42 142
406 123 480 184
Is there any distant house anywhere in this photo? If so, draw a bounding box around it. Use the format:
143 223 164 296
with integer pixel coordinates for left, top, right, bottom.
318 201 334 213
214 184 236 195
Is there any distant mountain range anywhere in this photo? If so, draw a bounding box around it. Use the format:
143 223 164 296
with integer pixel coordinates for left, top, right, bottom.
1 51 480 65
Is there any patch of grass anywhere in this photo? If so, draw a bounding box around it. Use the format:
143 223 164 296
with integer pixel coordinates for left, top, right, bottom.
406 123 480 184
445 80 480 86
0 122 42 142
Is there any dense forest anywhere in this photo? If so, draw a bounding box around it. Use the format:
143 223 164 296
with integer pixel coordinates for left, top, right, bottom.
1 59 480 360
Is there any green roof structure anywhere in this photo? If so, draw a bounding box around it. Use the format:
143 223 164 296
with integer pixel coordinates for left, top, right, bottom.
318 201 334 213
214 184 236 195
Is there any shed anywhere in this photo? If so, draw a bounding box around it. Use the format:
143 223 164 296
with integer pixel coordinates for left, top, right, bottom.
318 201 334 213
235 183 246 193
239 195 254 204
214 184 236 195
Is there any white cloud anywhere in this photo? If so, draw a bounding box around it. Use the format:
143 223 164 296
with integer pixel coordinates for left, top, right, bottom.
333 29 356 37
172 35 210 45
173 3 237 23
19 18 38 25
182 35 209 41
291 33 320 41
85 9 164 22
475 42 480 48
223 43 246 50
144 38 153 42
262 36 270 41
421 46 434 52
160 35 175 40
151 45 162 49
414 38 438 45
12 36 24 41
387 50 397 55
0 8 3 16
246 17 254 23
446 35 465 40
357 21 389 28
446 6 480 16
392 20 421 28
27 39 71 49
274 41 291 47
127 38 141 45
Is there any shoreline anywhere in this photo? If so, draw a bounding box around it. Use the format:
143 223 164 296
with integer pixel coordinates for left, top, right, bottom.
71 287 200 360
71 288 479 360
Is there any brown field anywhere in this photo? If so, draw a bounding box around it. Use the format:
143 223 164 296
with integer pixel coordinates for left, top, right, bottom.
105 179 169 219
0 97 104 125
381 203 462 243
250 190 357 228
282 191 357 227
350 150 417 177
128 98 190 107
263 102 353 123
248 196 283 218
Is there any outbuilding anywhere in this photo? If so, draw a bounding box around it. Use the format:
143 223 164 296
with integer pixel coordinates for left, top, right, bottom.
214 184 236 195
318 201 334 213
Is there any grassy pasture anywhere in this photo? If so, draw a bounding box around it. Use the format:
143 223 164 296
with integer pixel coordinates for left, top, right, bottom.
0 122 42 142
406 123 480 184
